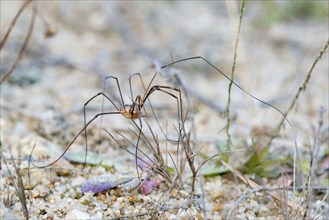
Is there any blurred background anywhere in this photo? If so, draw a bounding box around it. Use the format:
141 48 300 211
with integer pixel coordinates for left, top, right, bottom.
1 0 328 164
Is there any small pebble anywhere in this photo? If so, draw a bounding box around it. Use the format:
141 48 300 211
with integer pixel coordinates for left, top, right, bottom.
36 185 49 198
128 195 138 204
79 193 93 205
177 208 186 217
97 193 106 203
112 201 122 210
13 203 22 213
117 197 124 203
214 203 221 212
52 159 72 176
46 213 54 220
114 209 121 218
90 212 102 219
210 190 225 200
31 189 39 198
71 176 86 187
118 178 140 192
65 209 90 220
179 190 188 197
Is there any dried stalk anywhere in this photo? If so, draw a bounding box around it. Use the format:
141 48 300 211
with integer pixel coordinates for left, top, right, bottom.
0 1 36 85
267 39 329 146
0 0 33 50
2 145 29 220
224 0 245 147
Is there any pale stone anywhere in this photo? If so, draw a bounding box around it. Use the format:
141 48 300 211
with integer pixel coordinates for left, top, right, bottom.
65 209 90 220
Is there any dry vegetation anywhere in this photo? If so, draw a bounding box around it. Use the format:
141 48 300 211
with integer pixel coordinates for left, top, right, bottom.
1 1 328 219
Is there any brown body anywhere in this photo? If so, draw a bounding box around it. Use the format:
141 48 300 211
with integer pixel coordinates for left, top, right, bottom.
120 95 144 120
120 109 140 119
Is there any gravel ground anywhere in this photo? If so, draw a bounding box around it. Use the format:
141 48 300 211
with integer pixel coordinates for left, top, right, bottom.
1 1 328 219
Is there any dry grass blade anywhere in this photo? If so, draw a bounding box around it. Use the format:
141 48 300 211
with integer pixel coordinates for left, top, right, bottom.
268 39 329 146
2 146 29 220
220 160 297 209
303 108 327 219
0 1 36 85
226 186 313 219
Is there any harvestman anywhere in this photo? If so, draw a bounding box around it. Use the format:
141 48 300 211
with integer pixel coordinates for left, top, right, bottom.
30 56 291 171
30 71 184 175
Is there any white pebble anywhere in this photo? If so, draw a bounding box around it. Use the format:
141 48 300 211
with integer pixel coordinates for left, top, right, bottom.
114 209 121 218
179 190 189 197
79 193 93 205
36 185 49 198
65 209 90 220
177 208 186 217
13 203 22 213
117 197 124 203
71 176 86 187
90 212 102 219
31 189 40 198
112 202 122 210
168 213 177 220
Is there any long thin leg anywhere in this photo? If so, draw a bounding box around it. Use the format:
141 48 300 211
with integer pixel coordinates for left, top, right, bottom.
116 127 159 170
129 73 148 115
30 111 121 169
141 85 185 173
31 92 120 169
84 91 122 168
132 108 143 180
105 128 172 183
144 120 172 182
142 85 184 143
128 125 154 155
129 73 145 103
103 128 156 169
161 56 292 126
142 72 158 101
129 72 158 117
98 76 125 144
129 123 173 183
129 120 168 171
103 75 125 109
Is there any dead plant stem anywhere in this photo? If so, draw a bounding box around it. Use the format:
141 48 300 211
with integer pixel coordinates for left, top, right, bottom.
267 39 329 146
225 0 245 148
0 2 37 85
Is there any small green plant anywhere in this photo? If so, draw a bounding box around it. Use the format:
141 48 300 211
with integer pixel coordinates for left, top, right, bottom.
243 144 281 178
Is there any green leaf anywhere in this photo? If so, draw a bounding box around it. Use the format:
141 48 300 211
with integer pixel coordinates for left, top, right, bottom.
245 153 259 172
201 165 229 177
167 166 175 173
64 151 115 168
243 146 282 178
258 146 270 161
300 159 310 173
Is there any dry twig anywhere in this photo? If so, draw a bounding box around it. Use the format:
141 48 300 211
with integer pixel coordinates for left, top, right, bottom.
0 0 36 85
267 39 329 146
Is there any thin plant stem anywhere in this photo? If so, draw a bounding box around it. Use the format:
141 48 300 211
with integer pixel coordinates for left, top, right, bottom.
0 2 36 85
224 0 245 148
267 39 329 146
